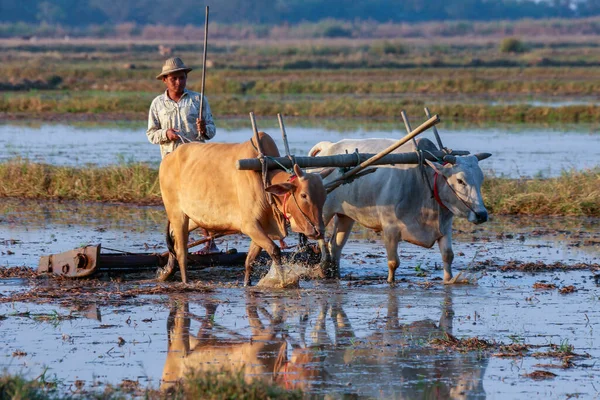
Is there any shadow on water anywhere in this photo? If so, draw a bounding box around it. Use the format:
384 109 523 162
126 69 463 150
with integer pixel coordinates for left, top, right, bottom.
161 288 487 399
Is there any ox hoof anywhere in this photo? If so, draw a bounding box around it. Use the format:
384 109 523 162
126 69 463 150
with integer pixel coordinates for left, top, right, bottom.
319 261 338 279
156 265 176 282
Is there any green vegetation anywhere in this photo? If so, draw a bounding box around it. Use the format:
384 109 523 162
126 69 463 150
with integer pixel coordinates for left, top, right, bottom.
0 370 302 399
2 31 600 123
0 0 591 28
499 37 527 53
483 168 600 216
1 160 599 217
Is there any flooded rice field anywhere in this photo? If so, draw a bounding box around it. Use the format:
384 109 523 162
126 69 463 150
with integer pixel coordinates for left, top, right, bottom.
1 199 599 398
1 121 599 178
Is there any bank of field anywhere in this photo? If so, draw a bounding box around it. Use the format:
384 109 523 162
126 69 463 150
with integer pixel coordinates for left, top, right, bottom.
0 160 598 217
2 33 600 122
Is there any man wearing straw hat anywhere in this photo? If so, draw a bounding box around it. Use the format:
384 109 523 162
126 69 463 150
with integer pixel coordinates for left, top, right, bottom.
147 56 216 159
148 56 219 253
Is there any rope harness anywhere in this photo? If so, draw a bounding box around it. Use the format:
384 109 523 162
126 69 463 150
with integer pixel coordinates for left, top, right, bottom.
251 137 319 237
432 162 479 215
413 146 478 215
281 175 320 234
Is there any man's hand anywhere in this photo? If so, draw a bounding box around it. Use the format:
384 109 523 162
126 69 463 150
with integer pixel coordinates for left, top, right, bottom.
196 118 207 138
166 128 180 141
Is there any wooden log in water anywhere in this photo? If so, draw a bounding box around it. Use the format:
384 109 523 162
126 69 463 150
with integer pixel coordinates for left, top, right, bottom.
236 150 470 171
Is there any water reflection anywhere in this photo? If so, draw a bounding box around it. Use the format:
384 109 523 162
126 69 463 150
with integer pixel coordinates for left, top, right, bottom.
160 289 488 398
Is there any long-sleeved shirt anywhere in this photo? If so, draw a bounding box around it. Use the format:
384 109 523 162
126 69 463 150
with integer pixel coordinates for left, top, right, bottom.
147 89 216 159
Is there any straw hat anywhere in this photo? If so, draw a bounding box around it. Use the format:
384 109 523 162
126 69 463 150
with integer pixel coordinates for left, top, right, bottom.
156 57 193 79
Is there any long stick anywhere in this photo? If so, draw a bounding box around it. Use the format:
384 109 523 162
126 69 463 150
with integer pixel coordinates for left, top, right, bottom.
236 149 470 171
400 110 418 148
424 107 445 151
199 6 209 136
249 112 264 156
326 114 440 184
160 233 226 257
277 113 292 157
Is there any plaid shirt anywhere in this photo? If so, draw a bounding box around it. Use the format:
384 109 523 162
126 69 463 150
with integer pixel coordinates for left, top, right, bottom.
147 89 216 158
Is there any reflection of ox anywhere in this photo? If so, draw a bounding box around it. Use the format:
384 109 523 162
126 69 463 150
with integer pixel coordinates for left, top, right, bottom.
309 290 488 399
310 138 490 283
159 132 331 285
160 297 319 391
160 290 488 398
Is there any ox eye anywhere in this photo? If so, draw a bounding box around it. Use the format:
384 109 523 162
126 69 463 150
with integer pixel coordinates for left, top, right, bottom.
457 178 466 186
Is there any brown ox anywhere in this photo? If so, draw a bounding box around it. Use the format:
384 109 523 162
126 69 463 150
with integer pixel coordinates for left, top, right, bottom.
159 132 331 285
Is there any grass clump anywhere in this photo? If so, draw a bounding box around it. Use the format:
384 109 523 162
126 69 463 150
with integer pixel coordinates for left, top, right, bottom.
166 369 302 400
483 168 600 216
0 369 302 400
1 160 599 217
0 374 55 400
499 37 527 54
0 159 161 204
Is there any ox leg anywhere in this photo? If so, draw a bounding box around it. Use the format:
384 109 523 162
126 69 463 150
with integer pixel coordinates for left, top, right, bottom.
438 233 455 283
383 227 401 283
244 241 263 287
329 215 355 279
318 211 334 279
316 238 331 279
171 214 190 284
244 223 285 286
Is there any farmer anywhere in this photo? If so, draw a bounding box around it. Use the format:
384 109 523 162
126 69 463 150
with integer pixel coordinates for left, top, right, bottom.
147 56 216 158
147 56 219 253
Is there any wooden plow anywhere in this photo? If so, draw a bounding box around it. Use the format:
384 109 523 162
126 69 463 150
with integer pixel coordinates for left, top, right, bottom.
38 107 464 279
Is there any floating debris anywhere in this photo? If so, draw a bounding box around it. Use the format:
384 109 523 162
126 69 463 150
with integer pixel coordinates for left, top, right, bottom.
430 333 495 352
533 282 557 290
559 285 577 294
523 370 557 380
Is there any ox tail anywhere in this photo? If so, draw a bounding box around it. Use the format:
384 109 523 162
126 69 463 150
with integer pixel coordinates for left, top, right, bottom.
165 220 175 256
308 141 333 157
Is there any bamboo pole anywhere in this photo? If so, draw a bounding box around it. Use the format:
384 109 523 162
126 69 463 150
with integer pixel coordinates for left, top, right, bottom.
249 112 264 156
236 149 469 171
160 233 227 257
400 110 418 148
277 113 292 158
199 6 210 140
424 107 445 151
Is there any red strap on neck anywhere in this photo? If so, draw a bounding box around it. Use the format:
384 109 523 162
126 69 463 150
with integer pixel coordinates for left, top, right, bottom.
433 163 449 210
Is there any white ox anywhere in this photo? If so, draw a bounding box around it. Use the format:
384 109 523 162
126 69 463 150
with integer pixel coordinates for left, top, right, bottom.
310 138 490 283
159 132 331 286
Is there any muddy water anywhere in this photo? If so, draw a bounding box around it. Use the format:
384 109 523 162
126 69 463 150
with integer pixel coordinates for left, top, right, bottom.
1 199 599 398
1 121 599 178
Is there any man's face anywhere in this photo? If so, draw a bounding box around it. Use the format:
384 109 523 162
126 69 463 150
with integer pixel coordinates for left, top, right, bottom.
163 71 187 95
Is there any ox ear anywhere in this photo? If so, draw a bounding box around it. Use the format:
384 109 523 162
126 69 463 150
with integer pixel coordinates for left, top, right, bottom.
319 167 335 180
474 152 492 161
425 159 444 173
265 183 295 196
293 164 304 178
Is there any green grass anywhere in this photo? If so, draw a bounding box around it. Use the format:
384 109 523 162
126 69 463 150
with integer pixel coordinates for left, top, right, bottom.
1 159 598 216
0 370 302 400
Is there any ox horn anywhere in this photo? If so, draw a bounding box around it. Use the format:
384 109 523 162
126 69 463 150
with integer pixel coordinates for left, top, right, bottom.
474 152 492 161
442 155 456 165
293 164 304 178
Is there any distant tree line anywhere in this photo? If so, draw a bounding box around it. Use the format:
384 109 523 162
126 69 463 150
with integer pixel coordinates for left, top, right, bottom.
3 0 600 27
